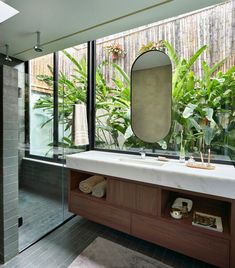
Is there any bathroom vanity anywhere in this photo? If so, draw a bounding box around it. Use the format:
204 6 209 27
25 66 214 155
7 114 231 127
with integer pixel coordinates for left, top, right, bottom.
67 151 235 268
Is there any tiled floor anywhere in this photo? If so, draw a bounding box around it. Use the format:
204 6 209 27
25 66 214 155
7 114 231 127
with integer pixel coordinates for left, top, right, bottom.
1 215 215 268
19 187 72 250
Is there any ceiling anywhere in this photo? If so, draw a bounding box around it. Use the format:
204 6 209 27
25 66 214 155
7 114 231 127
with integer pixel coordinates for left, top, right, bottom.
0 1 19 24
0 0 225 61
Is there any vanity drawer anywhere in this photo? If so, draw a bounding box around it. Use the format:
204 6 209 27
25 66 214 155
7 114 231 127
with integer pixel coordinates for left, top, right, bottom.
107 179 159 216
107 179 136 209
135 184 159 216
70 192 131 234
131 214 230 268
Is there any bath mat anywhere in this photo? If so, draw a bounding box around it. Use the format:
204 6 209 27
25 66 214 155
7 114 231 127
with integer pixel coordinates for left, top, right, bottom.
68 237 172 268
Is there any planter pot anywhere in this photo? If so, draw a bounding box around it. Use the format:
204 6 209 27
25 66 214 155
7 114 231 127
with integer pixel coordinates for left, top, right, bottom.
112 53 119 60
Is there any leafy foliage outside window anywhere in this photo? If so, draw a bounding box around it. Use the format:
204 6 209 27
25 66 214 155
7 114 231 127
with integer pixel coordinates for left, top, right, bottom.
34 42 235 160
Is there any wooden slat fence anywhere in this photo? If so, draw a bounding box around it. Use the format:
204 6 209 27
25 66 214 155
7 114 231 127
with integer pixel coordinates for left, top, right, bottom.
31 0 234 93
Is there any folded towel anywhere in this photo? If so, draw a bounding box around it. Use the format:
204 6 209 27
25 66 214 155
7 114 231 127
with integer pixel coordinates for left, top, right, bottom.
79 175 105 194
72 103 89 146
92 180 107 198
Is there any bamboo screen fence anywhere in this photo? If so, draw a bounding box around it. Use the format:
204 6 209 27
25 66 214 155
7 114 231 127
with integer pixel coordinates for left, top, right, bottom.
31 0 234 93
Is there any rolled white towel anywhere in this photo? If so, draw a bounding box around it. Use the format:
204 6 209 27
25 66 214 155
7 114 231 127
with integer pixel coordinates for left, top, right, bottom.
92 180 107 198
79 175 105 194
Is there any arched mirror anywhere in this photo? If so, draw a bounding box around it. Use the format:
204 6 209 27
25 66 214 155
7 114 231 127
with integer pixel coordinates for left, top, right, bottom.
131 50 172 143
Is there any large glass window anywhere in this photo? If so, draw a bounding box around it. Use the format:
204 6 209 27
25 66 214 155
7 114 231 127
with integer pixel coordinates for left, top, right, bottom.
58 44 88 156
28 1 234 164
29 54 54 157
29 43 88 160
94 1 235 163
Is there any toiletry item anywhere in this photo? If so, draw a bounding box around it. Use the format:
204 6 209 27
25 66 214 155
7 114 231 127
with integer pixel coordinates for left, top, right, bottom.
186 151 215 169
179 146 185 163
188 156 195 165
172 198 193 212
208 148 211 166
186 162 215 170
192 212 223 232
179 130 185 163
170 208 182 219
181 201 189 218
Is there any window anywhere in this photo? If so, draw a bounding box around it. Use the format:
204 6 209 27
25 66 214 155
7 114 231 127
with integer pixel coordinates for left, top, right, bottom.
28 1 234 164
58 44 88 156
28 43 88 160
29 54 54 157
94 2 235 163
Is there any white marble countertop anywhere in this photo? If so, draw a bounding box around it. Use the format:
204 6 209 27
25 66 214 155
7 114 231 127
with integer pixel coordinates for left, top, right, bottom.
66 150 235 199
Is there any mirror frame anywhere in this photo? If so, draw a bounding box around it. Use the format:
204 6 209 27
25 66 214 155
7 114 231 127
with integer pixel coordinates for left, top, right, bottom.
130 49 172 143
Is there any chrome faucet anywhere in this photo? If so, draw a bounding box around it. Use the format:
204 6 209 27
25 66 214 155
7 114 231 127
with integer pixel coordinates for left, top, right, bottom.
139 148 146 159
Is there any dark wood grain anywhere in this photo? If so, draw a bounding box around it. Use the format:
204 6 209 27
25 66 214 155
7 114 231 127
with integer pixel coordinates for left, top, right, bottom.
132 213 230 268
68 169 233 268
135 184 159 216
107 178 136 210
70 191 131 234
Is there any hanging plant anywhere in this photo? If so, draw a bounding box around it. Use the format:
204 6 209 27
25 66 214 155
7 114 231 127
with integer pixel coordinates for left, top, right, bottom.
138 40 165 54
105 43 126 60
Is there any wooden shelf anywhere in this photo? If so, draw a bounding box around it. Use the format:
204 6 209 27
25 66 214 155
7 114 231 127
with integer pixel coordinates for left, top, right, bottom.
71 188 106 204
161 189 231 239
161 202 230 240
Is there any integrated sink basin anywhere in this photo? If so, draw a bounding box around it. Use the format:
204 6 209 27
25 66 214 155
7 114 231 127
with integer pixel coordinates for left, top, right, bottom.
118 157 165 167
66 151 235 199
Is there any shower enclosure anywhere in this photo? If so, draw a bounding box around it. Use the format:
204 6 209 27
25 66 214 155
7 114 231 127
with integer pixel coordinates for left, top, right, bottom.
17 67 72 251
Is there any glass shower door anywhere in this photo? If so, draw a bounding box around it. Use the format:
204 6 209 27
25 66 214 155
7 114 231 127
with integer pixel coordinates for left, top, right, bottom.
18 69 65 250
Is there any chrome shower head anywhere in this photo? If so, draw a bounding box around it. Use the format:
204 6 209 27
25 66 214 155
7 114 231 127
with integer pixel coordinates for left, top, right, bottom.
33 45 43 52
33 31 43 52
4 44 12 62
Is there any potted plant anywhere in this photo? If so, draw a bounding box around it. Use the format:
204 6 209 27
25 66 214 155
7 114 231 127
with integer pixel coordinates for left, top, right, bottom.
138 40 165 54
105 43 126 60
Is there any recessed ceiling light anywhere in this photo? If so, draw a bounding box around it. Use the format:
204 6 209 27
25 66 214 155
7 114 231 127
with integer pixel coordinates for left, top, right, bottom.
0 1 19 24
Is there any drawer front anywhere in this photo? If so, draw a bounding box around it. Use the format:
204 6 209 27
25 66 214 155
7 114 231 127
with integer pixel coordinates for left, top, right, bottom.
136 185 159 216
70 192 131 233
132 214 230 268
107 179 136 210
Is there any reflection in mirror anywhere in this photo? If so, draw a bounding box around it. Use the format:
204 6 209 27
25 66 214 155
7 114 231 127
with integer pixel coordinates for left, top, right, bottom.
131 50 172 143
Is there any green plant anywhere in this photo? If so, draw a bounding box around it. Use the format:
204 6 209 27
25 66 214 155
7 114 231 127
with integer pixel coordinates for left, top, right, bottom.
34 51 132 149
138 40 165 54
105 43 126 59
162 40 235 157
34 43 235 160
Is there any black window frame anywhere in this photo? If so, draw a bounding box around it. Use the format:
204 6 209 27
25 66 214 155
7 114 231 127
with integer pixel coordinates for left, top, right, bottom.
26 41 234 166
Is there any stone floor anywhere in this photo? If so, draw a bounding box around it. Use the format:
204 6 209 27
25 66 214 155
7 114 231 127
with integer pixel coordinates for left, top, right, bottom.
19 187 72 250
1 216 214 268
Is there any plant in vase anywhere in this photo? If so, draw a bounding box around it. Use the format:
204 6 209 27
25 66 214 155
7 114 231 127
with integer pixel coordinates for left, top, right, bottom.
105 43 126 60
179 130 186 162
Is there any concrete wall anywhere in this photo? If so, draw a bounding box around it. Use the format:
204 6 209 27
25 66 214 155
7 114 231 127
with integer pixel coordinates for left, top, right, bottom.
0 65 19 263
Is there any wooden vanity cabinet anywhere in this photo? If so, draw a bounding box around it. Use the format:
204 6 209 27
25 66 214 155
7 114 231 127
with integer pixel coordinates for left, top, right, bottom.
68 169 235 268
107 178 159 216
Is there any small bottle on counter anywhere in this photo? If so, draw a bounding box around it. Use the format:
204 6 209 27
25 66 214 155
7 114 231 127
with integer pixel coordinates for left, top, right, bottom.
181 202 189 218
179 130 185 163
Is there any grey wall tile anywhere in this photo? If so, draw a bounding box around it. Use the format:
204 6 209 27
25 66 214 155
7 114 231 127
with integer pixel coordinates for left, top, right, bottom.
0 65 19 263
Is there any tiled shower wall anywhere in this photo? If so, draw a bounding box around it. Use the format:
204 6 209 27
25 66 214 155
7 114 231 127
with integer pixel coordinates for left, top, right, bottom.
20 159 68 199
0 65 19 263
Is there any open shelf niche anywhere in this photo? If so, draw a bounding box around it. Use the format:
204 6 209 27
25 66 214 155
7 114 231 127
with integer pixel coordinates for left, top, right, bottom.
160 188 231 239
69 170 108 203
